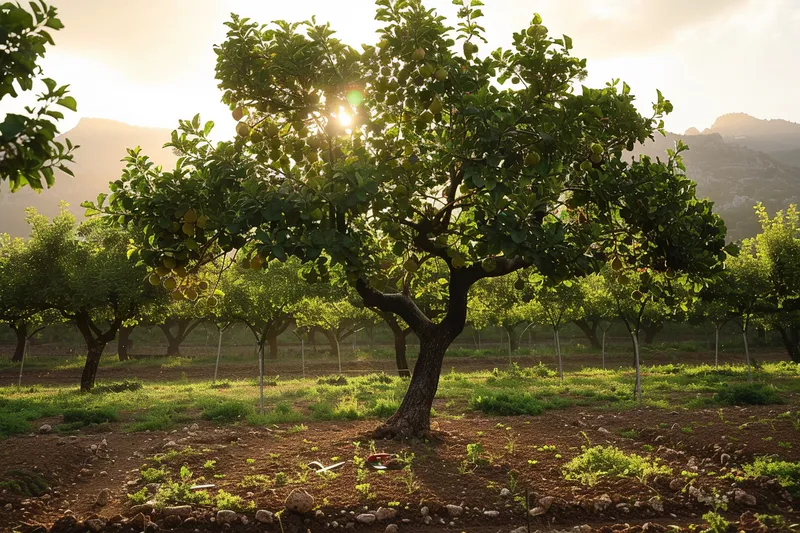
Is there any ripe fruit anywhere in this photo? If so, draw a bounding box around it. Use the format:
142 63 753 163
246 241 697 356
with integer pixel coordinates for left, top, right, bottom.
434 68 448 81
232 107 244 121
579 160 593 171
591 143 603 155
148 273 161 286
525 152 541 166
183 209 198 223
163 277 177 290
250 255 263 270
163 257 177 269
236 122 250 138
196 215 209 229
412 47 426 61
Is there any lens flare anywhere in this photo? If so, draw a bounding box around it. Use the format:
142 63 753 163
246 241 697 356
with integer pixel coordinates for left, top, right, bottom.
338 106 353 127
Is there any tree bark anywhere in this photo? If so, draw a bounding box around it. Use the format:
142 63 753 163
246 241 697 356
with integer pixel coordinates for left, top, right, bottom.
323 329 339 358
554 327 563 381
573 319 601 349
159 318 202 357
117 325 134 361
503 325 520 353
74 310 121 392
642 322 663 345
631 331 642 401
380 312 411 378
10 322 27 363
776 325 800 363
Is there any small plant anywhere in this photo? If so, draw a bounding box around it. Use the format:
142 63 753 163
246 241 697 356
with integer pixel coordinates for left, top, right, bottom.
536 444 557 453
681 426 693 434
713 383 783 406
238 475 271 490
466 443 487 465
295 463 310 484
274 472 288 487
246 458 256 465
216 490 254 512
619 429 641 439
507 470 519 495
527 459 539 466
701 511 730 533
355 482 372 500
742 456 800 496
155 481 211 506
203 460 217 470
201 400 253 422
179 465 192 483
562 445 672 486
641 444 655 452
289 424 308 434
505 435 516 455
778 441 792 450
127 487 149 505
140 467 169 483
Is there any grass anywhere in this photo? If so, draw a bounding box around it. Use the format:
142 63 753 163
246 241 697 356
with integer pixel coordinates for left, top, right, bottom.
562 445 672 486
0 361 798 439
742 456 800 496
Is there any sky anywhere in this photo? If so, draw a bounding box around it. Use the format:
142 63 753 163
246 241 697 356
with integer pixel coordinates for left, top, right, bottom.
7 0 800 138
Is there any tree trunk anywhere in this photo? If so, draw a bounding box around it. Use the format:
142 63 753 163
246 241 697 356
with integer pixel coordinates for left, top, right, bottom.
74 310 121 392
504 325 519 353
574 319 601 349
743 328 752 384
714 324 720 368
632 331 642 401
323 329 339 359
601 330 606 370
81 340 107 392
642 322 663 345
117 325 134 361
375 330 454 439
555 327 563 381
776 325 800 363
266 332 279 359
380 312 411 378
10 322 27 363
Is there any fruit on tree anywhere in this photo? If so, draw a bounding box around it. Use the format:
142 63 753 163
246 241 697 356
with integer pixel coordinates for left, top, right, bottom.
236 122 250 137
412 47 426 61
525 152 541 166
163 277 177 290
148 273 161 286
232 107 244 121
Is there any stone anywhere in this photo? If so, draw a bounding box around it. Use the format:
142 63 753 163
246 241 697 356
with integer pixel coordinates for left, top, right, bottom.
129 513 147 529
163 505 192 518
616 503 631 513
163 514 182 527
255 510 274 524
95 488 110 507
162 440 177 449
529 507 546 517
669 478 683 491
420 506 429 517
345 522 355 529
483 510 500 518
315 510 325 520
39 424 52 434
734 489 756 507
597 427 611 435
385 525 399 533
285 489 315 514
216 510 237 525
356 514 376 524
189 423 199 431
240 515 249 526
538 496 555 511
593 494 612 513
85 518 106 532
423 516 432 525
500 488 511 497
129 503 154 516
445 504 463 517
648 497 664 513
375 507 397 521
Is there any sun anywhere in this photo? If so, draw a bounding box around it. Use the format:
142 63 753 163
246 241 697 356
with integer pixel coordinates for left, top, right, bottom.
338 106 353 127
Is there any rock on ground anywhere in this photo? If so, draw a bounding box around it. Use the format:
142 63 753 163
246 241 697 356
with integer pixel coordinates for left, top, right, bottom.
255 509 274 524
216 509 237 525
285 489 315 514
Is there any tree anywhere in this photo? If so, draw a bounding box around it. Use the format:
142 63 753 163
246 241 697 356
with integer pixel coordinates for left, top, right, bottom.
1 1 77 190
24 209 154 391
523 277 582 380
0 232 40 361
91 1 728 437
471 275 528 356
751 204 800 363
577 273 616 368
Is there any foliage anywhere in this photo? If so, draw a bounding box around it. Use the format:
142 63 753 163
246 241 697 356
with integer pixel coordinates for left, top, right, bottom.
470 391 571 416
742 456 800 496
562 445 672 486
0 0 77 191
62 406 120 426
712 383 784 406
701 511 730 533
216 489 255 512
201 400 253 422
0 469 49 496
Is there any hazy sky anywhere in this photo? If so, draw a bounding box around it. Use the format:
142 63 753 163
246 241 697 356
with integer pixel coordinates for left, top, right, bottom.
9 0 800 137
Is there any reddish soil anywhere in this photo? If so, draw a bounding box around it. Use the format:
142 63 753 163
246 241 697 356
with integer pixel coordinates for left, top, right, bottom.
1 405 797 532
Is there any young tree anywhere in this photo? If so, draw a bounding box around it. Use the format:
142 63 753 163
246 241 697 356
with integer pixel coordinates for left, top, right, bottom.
577 273 616 368
91 1 728 436
1 1 77 190
471 275 528 356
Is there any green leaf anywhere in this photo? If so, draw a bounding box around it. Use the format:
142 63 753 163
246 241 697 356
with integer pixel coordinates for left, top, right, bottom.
56 96 77 112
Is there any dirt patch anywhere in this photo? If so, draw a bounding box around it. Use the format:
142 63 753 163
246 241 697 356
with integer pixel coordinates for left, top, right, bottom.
0 406 796 532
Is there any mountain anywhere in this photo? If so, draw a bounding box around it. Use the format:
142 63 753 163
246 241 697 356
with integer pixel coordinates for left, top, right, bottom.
635 129 800 240
705 113 800 155
0 119 176 237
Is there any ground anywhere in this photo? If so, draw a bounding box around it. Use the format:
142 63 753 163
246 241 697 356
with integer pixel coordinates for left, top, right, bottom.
0 348 798 533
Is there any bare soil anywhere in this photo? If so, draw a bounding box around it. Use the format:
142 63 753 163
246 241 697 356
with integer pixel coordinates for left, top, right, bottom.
1 405 797 532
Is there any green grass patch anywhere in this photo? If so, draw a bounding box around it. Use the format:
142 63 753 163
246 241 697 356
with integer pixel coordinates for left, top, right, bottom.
742 456 800 496
201 400 253 422
0 469 50 496
469 391 572 416
62 406 120 427
713 383 784 406
563 445 672 486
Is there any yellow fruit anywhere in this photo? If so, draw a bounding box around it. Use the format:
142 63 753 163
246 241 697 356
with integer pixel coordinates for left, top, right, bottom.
163 257 177 269
580 160 593 171
232 107 244 121
412 47 426 61
236 122 250 138
198 281 209 291
591 143 603 155
148 273 161 286
171 290 184 301
163 277 177 290
182 223 194 236
207 296 218 307
183 209 198 223
174 266 187 278
196 215 209 229
525 152 541 166
155 266 170 277
185 288 198 301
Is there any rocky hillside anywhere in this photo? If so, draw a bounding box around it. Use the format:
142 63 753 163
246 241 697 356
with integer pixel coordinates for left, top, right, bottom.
0 119 176 237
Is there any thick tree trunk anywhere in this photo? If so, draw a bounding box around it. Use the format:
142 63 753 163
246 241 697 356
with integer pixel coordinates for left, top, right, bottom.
323 329 339 359
74 310 122 392
601 330 606 370
159 318 202 357
380 312 411 378
642 322 663 345
117 325 134 361
776 325 800 363
10 322 27 363
574 319 601 349
81 341 107 392
375 330 454 439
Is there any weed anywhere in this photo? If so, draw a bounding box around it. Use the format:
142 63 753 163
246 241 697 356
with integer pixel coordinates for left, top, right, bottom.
619 429 641 439
203 460 216 470
274 472 288 487
702 511 730 533
62 406 119 427
0 469 49 496
563 445 672 486
238 475 271 490
466 443 488 465
742 456 800 496
713 383 783 406
90 380 142 394
470 391 571 416
355 483 373 500
778 441 792 450
155 481 211 506
201 400 252 422
140 467 169 483
681 426 693 434
288 424 308 434
127 487 149 505
216 490 254 512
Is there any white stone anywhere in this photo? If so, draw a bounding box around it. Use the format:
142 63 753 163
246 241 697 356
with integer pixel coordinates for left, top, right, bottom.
356 514 376 524
39 424 52 434
216 510 237 525
285 489 314 514
375 507 397 521
445 504 463 517
255 510 274 524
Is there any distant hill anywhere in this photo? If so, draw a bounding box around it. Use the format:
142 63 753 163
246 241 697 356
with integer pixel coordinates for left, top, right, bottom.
704 113 800 155
0 119 176 237
635 129 800 240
